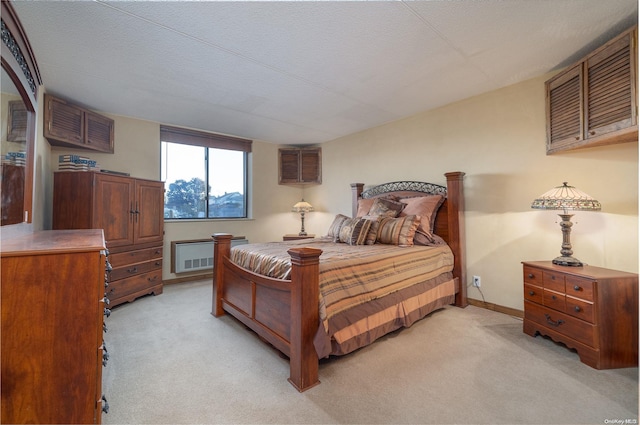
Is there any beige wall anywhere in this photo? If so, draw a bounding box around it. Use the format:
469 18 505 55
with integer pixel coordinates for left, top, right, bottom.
303 73 638 311
23 70 638 311
46 113 305 281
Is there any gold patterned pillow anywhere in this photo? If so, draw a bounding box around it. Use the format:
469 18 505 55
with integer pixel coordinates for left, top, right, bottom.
367 198 406 218
338 217 372 245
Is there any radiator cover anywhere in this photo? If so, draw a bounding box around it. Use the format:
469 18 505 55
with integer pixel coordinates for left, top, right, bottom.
172 238 248 274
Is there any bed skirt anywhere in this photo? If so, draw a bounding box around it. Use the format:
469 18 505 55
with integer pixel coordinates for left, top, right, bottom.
314 272 455 357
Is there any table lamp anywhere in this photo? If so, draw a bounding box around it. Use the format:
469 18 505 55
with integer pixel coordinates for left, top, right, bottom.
531 182 601 267
292 199 313 236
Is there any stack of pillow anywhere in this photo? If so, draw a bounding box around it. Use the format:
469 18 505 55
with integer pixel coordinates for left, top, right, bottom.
327 195 444 247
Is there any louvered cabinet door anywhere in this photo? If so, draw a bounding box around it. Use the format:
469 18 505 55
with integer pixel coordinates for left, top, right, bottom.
545 26 637 154
44 94 84 145
85 111 114 153
546 63 583 152
585 30 637 140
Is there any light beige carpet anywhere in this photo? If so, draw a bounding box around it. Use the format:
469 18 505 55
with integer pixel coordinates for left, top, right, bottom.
102 280 638 424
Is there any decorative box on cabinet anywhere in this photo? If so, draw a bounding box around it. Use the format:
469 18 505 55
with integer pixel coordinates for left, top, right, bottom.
53 171 164 306
44 94 115 153
546 26 638 154
522 261 638 369
278 147 321 184
1 229 109 424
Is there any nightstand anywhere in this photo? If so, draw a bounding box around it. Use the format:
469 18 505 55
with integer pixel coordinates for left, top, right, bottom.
283 234 315 241
522 261 638 369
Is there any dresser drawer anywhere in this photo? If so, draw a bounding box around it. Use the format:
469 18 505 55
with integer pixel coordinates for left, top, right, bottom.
110 258 162 281
106 270 162 299
565 276 594 302
543 270 565 292
524 301 596 348
110 246 162 267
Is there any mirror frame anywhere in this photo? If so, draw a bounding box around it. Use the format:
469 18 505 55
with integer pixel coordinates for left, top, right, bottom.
1 0 42 227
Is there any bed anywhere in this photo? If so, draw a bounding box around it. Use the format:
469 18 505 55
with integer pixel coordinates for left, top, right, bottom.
211 171 466 391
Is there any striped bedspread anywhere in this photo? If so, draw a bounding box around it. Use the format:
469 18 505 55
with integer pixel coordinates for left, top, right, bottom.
230 237 454 332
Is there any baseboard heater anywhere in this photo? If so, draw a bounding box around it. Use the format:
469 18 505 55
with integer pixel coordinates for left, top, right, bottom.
171 236 248 274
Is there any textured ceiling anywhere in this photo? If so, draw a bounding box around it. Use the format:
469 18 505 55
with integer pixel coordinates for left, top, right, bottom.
10 0 638 145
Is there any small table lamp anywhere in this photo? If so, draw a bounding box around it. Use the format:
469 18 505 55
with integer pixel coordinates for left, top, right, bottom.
292 199 314 236
531 182 601 267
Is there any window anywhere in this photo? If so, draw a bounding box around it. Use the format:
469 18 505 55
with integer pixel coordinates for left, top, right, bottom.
160 125 251 219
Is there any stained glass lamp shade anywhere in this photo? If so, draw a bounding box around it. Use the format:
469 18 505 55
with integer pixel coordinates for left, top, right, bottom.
531 182 601 267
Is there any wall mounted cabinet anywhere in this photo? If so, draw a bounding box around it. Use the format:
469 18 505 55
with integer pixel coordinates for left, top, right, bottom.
278 147 321 184
44 94 115 153
546 26 637 154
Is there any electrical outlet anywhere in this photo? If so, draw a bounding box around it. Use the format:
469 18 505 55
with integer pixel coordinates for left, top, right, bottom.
473 275 481 287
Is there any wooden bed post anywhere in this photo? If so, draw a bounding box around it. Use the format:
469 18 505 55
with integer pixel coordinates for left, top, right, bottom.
351 183 364 217
211 233 232 317
444 172 467 308
287 247 322 392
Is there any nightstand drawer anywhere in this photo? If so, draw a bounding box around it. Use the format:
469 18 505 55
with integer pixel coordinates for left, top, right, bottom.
524 301 596 348
566 276 594 301
524 283 543 304
524 266 543 285
566 296 595 322
543 289 566 311
543 270 565 292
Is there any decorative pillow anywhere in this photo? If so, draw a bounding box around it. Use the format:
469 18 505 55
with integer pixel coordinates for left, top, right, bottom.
356 195 398 217
356 198 376 218
367 198 406 218
338 217 372 245
327 214 349 241
376 215 421 246
363 215 383 245
399 195 444 238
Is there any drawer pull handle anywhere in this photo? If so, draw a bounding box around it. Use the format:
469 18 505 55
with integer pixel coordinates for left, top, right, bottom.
551 295 557 300
529 290 535 296
127 267 138 273
574 306 581 312
100 297 110 305
101 343 109 366
105 261 113 273
528 273 534 279
101 395 109 414
573 285 581 291
544 314 564 327
104 308 111 318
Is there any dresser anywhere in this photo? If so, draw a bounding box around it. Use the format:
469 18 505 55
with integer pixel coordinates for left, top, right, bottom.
1 230 109 423
523 261 638 369
53 171 164 306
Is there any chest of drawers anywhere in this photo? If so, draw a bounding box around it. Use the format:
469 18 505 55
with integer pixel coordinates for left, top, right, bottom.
522 261 638 369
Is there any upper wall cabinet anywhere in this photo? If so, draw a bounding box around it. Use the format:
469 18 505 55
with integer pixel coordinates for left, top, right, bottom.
278 147 322 185
546 27 638 154
44 94 114 153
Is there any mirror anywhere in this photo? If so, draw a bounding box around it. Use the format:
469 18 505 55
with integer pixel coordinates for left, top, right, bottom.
1 65 29 225
1 0 40 229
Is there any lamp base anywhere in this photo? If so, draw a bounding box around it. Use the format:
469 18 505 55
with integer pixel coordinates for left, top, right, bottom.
298 231 307 236
552 256 583 267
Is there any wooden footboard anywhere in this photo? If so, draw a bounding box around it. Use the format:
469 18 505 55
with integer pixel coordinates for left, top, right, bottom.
211 234 322 392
